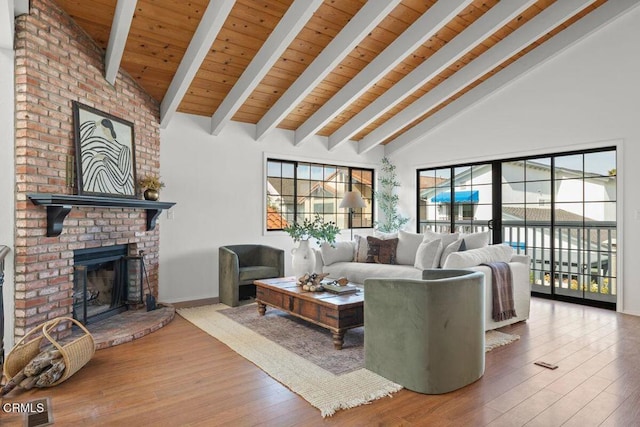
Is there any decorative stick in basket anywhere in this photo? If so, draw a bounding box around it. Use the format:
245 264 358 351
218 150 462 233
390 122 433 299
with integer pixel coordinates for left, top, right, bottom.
1 349 64 396
1 317 95 396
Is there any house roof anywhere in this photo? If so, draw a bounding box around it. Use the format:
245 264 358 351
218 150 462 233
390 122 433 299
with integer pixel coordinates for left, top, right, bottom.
50 0 630 154
502 206 591 223
267 206 289 230
268 167 372 204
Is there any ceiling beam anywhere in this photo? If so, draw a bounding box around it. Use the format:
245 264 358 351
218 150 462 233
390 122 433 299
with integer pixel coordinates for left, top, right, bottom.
254 0 402 142
210 0 323 136
159 0 235 129
104 0 137 85
360 0 598 154
329 0 537 152
293 0 473 147
384 0 639 156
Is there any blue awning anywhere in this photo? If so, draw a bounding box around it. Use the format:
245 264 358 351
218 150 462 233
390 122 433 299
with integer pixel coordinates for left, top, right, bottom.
430 190 479 203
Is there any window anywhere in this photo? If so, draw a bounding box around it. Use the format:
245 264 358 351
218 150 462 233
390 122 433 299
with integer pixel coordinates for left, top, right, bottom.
417 164 490 234
267 159 374 231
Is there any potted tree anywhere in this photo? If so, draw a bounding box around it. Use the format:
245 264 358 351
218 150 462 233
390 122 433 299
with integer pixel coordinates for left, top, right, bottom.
375 157 408 232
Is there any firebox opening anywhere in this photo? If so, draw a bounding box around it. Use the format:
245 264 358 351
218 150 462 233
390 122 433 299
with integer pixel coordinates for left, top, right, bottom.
73 245 131 324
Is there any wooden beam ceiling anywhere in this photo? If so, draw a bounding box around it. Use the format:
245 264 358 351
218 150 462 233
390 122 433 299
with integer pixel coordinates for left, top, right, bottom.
293 0 473 147
330 0 538 152
52 0 629 154
210 0 324 135
159 0 235 128
360 0 599 154
385 0 638 155
255 0 402 141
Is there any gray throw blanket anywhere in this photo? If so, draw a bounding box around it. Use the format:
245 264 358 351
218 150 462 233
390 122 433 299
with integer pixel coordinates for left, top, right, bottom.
482 262 517 322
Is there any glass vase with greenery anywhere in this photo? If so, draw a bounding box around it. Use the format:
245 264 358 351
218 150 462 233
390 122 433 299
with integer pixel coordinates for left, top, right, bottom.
284 213 340 245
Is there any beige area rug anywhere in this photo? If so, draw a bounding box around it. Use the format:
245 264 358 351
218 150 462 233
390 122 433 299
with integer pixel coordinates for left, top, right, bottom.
177 304 519 417
485 329 521 351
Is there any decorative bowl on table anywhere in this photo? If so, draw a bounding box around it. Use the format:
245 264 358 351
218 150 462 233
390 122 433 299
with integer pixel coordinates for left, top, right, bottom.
296 272 328 292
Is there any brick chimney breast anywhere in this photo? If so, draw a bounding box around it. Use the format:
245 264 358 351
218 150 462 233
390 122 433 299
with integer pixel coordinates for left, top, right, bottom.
13 0 162 340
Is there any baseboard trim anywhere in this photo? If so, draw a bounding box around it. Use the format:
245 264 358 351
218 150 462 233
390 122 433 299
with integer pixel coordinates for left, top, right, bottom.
168 297 219 309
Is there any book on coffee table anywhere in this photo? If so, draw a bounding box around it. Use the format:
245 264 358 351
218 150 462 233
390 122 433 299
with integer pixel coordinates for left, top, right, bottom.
322 282 359 295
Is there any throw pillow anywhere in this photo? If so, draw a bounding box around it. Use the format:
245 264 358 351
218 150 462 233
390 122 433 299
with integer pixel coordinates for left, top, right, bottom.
353 234 369 263
373 230 398 240
423 230 460 248
366 236 398 264
320 241 355 266
460 231 490 250
442 244 514 268
414 239 443 270
396 230 425 265
439 238 464 267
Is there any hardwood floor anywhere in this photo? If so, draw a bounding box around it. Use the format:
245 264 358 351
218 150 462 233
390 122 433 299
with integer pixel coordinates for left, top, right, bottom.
1 297 639 426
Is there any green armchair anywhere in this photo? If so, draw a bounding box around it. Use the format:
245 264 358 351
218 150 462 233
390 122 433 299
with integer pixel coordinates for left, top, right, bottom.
219 245 284 307
364 269 485 394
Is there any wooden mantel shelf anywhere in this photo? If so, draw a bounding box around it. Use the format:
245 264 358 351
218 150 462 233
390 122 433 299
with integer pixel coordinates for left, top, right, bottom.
27 193 176 237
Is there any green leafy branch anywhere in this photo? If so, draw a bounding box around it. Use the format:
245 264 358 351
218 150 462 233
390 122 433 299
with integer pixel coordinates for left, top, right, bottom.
283 213 340 245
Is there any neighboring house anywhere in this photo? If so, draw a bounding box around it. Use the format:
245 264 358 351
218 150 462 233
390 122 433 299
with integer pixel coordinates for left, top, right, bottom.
267 168 373 230
420 160 616 224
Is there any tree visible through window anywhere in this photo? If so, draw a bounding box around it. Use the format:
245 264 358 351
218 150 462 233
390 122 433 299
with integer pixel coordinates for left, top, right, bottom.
267 159 374 231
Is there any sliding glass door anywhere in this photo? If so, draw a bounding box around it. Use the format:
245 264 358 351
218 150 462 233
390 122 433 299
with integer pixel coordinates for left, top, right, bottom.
552 151 616 303
418 147 617 309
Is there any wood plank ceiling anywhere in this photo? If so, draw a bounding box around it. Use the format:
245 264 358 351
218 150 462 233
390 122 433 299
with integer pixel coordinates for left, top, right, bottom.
53 0 633 154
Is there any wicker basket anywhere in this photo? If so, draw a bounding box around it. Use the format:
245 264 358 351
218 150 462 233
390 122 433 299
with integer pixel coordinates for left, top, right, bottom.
3 317 96 387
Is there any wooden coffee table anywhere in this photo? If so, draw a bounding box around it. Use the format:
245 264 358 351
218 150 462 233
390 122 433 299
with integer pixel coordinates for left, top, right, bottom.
254 277 364 350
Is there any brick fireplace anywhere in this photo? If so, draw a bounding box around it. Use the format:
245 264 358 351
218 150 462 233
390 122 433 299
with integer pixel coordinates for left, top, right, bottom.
12 0 163 341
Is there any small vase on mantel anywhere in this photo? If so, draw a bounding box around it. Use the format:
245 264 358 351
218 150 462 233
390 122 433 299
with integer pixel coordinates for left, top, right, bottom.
291 239 315 278
138 175 164 201
143 188 159 201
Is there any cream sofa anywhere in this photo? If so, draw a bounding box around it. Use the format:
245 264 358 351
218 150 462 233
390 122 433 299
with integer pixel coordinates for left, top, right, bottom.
314 231 531 331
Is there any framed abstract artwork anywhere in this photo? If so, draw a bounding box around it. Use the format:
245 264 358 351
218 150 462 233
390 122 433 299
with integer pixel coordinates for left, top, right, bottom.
72 102 137 198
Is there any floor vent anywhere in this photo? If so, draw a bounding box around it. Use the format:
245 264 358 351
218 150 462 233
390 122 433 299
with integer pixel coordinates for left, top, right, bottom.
25 397 53 427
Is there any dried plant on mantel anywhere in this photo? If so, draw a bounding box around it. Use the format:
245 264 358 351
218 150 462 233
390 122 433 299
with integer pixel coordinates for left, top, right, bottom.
138 175 165 191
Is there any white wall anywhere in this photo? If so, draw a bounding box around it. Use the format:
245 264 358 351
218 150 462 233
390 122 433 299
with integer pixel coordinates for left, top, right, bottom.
159 115 383 303
388 6 640 315
1 46 15 350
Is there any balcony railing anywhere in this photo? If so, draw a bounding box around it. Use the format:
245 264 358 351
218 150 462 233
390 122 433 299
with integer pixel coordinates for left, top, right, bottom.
419 220 616 303
504 221 616 303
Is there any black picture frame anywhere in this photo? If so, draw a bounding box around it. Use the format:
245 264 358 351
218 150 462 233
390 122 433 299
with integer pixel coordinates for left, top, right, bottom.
72 101 137 198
